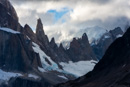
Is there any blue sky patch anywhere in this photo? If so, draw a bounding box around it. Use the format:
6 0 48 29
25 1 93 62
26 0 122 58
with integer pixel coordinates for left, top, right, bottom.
47 7 73 23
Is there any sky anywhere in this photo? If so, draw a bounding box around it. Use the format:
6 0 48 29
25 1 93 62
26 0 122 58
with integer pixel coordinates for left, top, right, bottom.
10 0 130 44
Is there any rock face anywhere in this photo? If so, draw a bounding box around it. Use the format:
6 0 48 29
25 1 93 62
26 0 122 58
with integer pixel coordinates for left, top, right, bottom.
0 0 19 30
0 28 42 72
23 24 37 43
56 27 130 87
92 27 124 60
0 0 18 21
36 18 49 47
110 27 124 40
66 33 97 62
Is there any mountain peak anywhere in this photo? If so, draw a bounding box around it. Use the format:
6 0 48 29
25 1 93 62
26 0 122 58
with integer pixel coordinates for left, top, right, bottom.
36 18 45 35
59 43 64 49
24 24 30 29
82 33 88 40
35 18 49 47
50 37 55 44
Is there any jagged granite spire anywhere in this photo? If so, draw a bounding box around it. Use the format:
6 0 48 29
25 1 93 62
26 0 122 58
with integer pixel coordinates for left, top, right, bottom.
50 37 55 44
50 37 58 49
23 24 37 42
59 43 64 50
36 18 49 48
36 18 45 35
82 33 88 40
67 33 97 62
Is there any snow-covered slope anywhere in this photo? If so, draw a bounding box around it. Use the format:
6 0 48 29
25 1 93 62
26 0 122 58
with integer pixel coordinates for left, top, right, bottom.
32 42 59 71
32 42 98 78
60 60 97 77
0 69 22 82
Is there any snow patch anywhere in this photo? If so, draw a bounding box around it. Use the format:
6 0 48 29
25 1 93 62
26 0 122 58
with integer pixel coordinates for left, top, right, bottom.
58 75 68 80
0 27 20 34
28 74 39 79
0 69 22 81
104 35 110 39
116 34 122 38
38 67 46 72
26 35 31 40
32 42 59 71
60 60 97 77
7 12 11 16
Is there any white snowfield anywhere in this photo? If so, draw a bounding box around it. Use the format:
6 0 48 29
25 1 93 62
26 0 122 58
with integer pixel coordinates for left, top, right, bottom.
32 42 59 71
60 60 97 77
0 27 20 34
32 42 98 78
0 69 22 81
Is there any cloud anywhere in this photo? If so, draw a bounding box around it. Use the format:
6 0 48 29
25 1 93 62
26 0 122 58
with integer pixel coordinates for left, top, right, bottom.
10 0 130 43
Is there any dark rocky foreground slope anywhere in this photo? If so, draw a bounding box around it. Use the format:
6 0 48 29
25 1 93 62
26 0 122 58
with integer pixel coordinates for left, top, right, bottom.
56 27 130 87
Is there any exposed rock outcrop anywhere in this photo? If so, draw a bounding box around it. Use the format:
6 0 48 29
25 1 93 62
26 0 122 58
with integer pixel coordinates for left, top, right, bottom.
0 0 19 30
0 28 42 72
23 24 37 42
66 33 97 62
